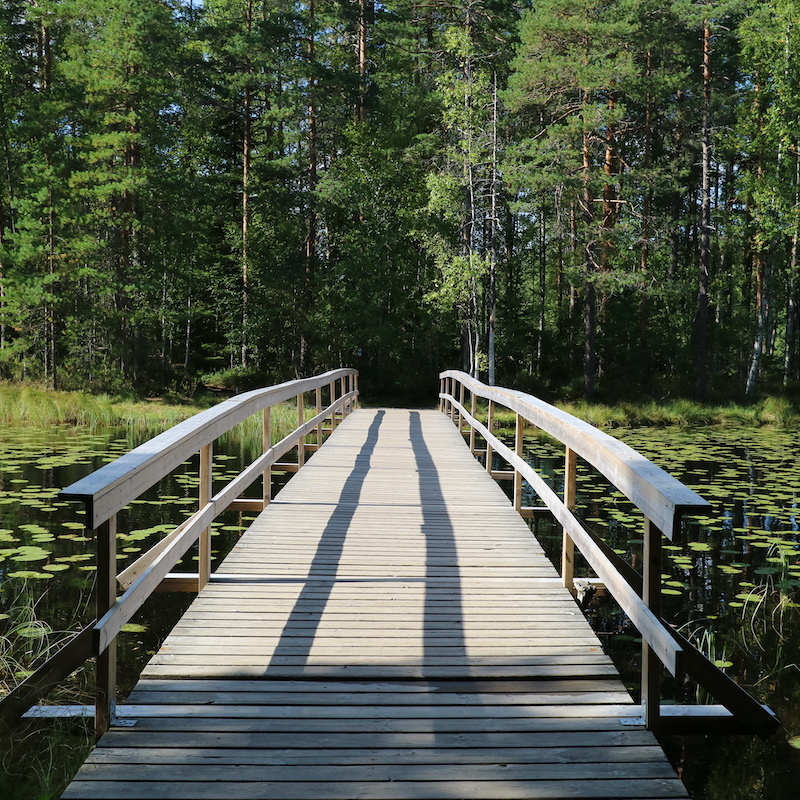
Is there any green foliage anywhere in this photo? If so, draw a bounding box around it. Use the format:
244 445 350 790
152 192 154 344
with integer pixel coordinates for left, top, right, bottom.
0 0 799 402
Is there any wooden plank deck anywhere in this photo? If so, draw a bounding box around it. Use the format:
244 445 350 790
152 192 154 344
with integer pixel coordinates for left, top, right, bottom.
61 408 689 799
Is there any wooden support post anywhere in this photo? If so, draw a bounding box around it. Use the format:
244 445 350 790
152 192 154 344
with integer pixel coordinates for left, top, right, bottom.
198 443 213 591
485 400 495 472
445 378 454 422
469 391 477 455
514 413 523 512
297 392 305 467
95 514 117 737
330 380 337 429
315 387 323 448
353 373 359 408
458 381 466 433
642 518 662 733
562 447 577 593
263 407 272 505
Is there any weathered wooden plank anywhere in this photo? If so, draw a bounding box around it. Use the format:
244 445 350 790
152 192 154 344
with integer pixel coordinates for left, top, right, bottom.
95 725 661 744
127 677 627 694
124 685 630 705
108 698 637 717
69 761 680 782
62 778 688 800
140 664 621 679
81 744 672 766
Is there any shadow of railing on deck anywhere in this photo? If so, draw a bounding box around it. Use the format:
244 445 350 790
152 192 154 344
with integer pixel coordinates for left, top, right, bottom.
409 410 469 671
263 410 385 673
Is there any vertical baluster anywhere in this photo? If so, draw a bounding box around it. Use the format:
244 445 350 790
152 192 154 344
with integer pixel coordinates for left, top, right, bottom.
486 400 495 472
514 413 523 512
469 390 477 455
330 380 337 429
263 407 272 506
642 518 662 733
458 381 465 433
198 443 213 591
297 392 305 468
562 447 577 593
95 513 117 737
354 372 359 408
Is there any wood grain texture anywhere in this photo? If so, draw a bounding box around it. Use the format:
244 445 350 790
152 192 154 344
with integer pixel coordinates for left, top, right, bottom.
61 409 688 800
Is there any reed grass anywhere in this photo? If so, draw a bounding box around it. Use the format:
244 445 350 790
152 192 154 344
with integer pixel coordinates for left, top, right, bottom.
0 383 312 446
0 383 205 433
477 396 800 429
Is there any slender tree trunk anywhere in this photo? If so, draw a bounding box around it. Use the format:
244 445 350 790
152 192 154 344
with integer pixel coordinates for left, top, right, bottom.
301 0 317 373
241 0 254 368
640 50 653 383
356 0 372 121
582 103 596 400
184 294 192 373
487 72 499 386
695 22 712 399
785 148 800 386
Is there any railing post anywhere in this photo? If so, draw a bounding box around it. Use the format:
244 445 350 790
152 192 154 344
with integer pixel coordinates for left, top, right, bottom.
485 400 495 472
263 407 272 506
198 443 213 590
562 447 577 593
458 380 466 433
330 380 337 429
95 513 117 737
439 377 444 412
514 413 523 512
642 518 662 733
353 372 359 409
316 386 323 448
297 392 305 468
469 390 477 455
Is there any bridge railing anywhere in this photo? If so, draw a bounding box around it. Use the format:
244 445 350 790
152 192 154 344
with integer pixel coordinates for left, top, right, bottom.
0 368 358 736
439 370 778 738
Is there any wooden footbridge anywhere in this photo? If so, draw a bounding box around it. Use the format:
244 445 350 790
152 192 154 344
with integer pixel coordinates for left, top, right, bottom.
0 369 778 799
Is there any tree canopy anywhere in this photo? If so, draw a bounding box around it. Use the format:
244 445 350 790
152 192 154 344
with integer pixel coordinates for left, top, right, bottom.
1 0 799 403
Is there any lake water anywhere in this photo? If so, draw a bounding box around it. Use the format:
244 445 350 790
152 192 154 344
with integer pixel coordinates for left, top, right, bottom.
1 420 799 798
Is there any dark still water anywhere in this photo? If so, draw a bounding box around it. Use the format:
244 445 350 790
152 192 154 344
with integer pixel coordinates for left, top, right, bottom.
2 420 800 798
0 422 271 799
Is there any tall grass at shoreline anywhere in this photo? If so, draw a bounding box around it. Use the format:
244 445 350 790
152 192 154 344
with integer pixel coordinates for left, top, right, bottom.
3 382 799 434
474 395 800 430
0 383 204 432
0 383 306 445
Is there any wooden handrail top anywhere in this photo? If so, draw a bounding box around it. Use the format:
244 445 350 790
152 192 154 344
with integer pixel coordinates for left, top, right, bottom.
59 369 357 529
440 370 710 539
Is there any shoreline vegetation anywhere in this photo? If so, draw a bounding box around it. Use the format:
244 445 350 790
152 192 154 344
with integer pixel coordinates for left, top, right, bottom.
1 382 800 433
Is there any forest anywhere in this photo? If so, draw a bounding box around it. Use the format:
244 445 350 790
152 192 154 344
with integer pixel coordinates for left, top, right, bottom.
1 0 799 404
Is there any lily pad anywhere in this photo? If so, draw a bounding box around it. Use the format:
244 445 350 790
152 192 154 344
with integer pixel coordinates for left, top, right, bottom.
7 570 53 580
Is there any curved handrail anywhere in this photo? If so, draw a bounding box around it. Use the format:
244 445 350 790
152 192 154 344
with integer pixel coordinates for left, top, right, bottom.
440 370 708 538
60 368 357 528
439 371 778 738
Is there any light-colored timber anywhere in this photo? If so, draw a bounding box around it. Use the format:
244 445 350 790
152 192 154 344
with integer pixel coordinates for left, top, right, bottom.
62 409 689 800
